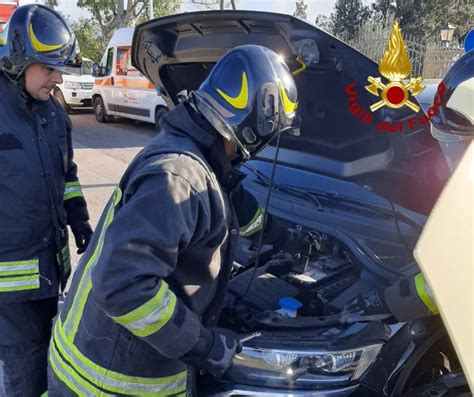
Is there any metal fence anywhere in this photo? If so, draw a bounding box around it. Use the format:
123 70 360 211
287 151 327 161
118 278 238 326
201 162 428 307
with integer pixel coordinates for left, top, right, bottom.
345 24 464 79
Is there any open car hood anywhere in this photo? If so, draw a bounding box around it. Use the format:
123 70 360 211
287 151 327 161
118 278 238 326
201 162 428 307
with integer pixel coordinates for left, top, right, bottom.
132 11 450 214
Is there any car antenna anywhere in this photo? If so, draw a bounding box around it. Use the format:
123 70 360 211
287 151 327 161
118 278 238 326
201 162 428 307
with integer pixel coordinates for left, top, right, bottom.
240 132 282 302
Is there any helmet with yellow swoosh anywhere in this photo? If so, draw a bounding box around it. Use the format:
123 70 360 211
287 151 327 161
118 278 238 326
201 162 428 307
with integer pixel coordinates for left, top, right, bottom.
192 45 299 159
0 4 81 78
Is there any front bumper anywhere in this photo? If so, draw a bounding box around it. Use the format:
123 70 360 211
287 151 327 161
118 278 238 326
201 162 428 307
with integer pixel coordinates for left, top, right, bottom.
208 384 359 396
64 89 93 106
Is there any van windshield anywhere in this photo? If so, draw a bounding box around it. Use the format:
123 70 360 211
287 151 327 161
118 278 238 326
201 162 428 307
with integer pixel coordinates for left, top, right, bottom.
63 60 94 76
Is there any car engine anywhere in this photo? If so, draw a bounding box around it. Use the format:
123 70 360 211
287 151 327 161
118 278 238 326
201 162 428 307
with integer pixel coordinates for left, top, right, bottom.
220 227 363 333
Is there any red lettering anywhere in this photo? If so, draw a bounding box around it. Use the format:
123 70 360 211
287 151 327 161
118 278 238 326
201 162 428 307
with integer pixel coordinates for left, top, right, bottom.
348 102 361 115
376 121 387 131
345 82 358 102
408 117 417 130
428 106 437 118
362 112 373 125
437 82 447 96
388 122 403 133
433 93 443 107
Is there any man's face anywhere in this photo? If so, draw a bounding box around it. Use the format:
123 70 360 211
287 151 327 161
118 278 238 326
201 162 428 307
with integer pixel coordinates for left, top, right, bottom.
24 63 63 101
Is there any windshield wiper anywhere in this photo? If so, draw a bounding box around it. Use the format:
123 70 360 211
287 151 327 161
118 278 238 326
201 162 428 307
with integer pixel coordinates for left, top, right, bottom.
241 163 424 233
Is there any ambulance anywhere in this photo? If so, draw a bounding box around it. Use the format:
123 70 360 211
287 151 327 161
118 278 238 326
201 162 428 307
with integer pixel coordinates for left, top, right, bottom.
92 27 168 131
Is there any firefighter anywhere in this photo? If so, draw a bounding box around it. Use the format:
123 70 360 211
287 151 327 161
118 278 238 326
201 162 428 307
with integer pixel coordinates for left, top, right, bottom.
0 5 92 396
341 46 473 324
47 44 302 396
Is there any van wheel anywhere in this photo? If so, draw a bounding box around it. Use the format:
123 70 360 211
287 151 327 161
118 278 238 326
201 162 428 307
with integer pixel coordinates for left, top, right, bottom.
54 89 71 113
154 107 168 133
94 96 113 123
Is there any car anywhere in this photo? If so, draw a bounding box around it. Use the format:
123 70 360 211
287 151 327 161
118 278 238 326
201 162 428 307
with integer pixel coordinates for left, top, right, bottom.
132 11 464 396
54 57 95 113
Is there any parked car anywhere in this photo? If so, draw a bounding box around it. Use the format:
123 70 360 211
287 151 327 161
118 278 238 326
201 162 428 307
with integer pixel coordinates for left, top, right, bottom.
54 57 94 113
133 11 463 396
92 27 168 131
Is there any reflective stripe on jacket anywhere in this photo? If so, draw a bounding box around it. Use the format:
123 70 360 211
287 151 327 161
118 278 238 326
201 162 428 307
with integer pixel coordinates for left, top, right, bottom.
0 74 88 303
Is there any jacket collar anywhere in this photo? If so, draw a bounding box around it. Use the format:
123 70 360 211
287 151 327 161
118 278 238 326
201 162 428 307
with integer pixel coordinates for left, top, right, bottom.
159 101 245 191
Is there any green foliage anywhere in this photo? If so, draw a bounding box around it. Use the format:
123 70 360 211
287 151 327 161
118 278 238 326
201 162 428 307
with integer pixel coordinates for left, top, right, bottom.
314 14 335 34
293 0 308 20
332 0 370 40
71 18 104 63
136 0 181 24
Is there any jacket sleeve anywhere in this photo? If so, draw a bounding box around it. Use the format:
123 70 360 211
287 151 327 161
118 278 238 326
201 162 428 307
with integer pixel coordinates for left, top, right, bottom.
63 115 90 225
233 184 284 244
91 171 210 359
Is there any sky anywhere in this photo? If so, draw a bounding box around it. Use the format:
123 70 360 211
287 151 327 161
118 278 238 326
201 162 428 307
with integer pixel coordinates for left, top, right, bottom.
19 0 374 23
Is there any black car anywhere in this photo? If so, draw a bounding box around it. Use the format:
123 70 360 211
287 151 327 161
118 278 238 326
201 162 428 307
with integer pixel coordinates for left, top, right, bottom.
132 11 463 396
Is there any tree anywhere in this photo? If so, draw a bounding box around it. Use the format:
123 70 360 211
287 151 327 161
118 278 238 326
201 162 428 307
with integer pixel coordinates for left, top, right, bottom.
314 14 334 34
293 0 308 20
76 0 179 41
332 0 370 40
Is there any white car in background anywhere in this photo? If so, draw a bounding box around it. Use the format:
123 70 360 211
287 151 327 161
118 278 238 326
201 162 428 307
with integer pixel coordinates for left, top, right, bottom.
54 58 95 113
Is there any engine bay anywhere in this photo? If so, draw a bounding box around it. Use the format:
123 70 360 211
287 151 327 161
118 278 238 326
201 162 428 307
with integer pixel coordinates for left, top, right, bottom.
220 225 365 333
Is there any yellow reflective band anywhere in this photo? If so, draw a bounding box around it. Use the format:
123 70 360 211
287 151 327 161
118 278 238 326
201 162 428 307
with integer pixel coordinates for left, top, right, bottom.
63 187 121 339
216 71 249 110
415 273 439 314
28 23 64 53
64 181 84 201
111 281 177 337
0 36 4 46
52 318 187 396
240 206 265 238
0 274 40 292
278 80 298 115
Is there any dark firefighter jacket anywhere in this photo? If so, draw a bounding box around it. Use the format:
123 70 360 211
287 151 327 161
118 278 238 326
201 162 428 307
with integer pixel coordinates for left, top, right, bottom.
0 73 89 303
49 102 274 396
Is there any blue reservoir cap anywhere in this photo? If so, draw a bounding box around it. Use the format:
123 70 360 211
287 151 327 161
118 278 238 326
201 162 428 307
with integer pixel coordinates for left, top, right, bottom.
279 297 303 311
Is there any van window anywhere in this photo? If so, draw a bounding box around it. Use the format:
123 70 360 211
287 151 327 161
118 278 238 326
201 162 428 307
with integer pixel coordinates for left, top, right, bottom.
105 47 114 76
116 46 142 77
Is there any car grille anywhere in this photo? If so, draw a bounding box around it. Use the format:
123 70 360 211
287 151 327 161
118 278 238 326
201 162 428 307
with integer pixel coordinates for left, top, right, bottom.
83 83 94 90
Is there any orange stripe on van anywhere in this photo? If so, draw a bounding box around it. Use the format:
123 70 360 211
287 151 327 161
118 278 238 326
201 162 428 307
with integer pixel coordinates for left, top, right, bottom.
94 77 154 90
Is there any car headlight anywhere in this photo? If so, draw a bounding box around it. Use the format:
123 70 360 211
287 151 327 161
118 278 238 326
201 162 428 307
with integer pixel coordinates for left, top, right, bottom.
64 82 83 90
229 344 383 389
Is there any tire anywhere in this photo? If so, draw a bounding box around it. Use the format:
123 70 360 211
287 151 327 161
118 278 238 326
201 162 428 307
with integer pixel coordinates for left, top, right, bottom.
154 107 168 133
93 96 113 123
54 89 71 113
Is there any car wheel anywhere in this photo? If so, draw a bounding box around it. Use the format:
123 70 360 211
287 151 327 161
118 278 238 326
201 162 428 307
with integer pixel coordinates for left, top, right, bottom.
93 96 113 123
54 89 71 113
154 107 167 133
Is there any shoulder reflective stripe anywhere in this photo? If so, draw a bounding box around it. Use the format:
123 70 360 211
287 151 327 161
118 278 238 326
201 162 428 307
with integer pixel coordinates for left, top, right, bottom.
112 284 177 337
53 318 187 395
49 340 113 396
240 206 265 238
63 187 123 339
64 182 84 201
0 274 40 292
414 273 439 314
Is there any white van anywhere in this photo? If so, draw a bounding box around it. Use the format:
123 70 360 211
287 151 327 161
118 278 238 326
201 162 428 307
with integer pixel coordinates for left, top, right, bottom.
92 27 168 131
54 58 94 113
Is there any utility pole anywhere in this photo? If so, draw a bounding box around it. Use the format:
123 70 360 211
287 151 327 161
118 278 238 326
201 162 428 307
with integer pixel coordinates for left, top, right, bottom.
149 0 154 20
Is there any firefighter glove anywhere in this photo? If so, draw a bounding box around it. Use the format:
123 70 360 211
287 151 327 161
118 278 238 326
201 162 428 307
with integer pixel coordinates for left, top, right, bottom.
71 221 93 254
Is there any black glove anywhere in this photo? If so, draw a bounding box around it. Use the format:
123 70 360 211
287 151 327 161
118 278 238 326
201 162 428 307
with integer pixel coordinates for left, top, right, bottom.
183 327 242 378
279 228 313 271
340 288 393 324
70 221 93 254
